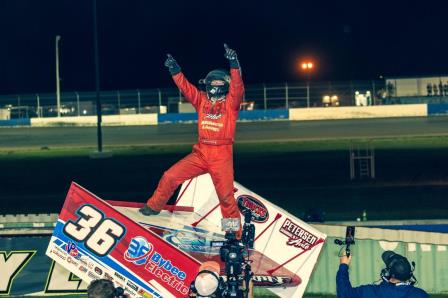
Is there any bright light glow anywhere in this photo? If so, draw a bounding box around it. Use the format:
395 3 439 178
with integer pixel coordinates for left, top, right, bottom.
194 271 219 296
300 61 314 71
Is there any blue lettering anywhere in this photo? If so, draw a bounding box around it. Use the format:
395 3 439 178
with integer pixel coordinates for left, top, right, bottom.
151 252 161 263
149 251 186 280
164 260 172 271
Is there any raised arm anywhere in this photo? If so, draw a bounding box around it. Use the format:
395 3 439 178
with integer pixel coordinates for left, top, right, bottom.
224 44 245 111
165 54 201 109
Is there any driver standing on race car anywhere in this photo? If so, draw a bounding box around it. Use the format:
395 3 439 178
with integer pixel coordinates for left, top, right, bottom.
140 44 245 236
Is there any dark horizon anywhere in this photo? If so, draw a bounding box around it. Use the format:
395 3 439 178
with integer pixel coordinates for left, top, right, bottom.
1 0 447 95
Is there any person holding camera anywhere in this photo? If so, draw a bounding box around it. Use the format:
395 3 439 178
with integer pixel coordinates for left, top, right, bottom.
336 250 429 298
87 279 129 298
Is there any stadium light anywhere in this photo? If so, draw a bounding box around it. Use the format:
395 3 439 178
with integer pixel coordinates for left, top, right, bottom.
300 61 314 71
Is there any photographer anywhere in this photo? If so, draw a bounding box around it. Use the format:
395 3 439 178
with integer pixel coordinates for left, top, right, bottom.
87 279 128 298
336 250 428 298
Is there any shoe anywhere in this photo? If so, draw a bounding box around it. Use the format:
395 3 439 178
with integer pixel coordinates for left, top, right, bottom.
139 205 160 216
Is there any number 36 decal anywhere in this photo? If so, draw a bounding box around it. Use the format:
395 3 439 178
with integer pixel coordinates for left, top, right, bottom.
63 205 126 256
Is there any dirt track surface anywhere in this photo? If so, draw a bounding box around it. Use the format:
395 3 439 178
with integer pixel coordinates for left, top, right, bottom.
1 116 448 149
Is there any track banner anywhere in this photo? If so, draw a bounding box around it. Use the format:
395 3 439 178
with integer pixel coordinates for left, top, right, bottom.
0 235 87 296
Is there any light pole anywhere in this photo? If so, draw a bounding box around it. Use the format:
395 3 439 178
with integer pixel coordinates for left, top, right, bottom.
89 0 111 158
55 35 61 117
93 0 103 152
301 61 314 108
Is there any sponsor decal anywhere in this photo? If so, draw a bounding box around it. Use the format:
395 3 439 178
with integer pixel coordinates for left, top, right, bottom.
65 241 79 257
94 266 103 276
78 256 88 266
126 280 138 292
52 245 66 254
163 231 213 254
66 256 78 266
104 272 113 281
279 218 318 250
237 195 269 223
114 272 126 281
50 248 67 261
252 275 292 287
124 287 137 297
79 265 88 273
138 288 154 298
88 271 100 280
124 236 189 295
124 236 153 265
88 262 95 269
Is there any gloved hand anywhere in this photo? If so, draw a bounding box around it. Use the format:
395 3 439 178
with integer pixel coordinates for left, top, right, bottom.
164 54 181 75
224 43 240 68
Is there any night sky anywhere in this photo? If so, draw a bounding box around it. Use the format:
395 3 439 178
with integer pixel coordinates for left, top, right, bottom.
0 0 447 94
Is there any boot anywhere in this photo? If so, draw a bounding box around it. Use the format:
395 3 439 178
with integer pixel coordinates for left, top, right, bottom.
139 205 160 216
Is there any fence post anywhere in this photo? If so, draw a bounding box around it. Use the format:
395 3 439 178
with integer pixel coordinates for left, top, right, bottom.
306 83 310 108
263 84 267 110
137 89 141 114
117 90 121 114
75 91 80 116
157 89 162 107
35 94 41 118
285 82 289 109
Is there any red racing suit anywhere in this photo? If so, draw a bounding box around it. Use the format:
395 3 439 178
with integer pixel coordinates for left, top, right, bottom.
147 68 245 222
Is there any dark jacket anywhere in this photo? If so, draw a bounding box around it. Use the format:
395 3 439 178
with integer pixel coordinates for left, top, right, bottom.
336 264 429 298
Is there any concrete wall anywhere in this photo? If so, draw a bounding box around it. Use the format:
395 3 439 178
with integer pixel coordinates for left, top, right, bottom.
4 104 448 127
30 114 157 127
289 104 427 121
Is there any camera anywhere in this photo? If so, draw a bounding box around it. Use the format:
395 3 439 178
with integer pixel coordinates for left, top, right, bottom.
334 226 355 257
190 210 255 298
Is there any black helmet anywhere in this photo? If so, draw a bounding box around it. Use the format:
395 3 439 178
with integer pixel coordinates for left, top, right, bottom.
381 251 414 282
200 69 230 100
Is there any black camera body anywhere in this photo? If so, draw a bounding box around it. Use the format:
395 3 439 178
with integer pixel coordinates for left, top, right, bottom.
334 226 356 257
191 210 255 298
219 210 255 298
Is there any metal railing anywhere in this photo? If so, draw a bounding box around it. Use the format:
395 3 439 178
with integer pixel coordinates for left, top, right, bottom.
0 80 388 119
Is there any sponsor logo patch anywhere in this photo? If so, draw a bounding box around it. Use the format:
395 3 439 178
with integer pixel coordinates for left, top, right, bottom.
252 275 292 286
237 195 269 223
66 241 79 257
94 266 103 276
104 272 113 281
124 236 189 296
114 271 126 281
67 256 79 266
124 236 153 265
279 218 318 250
126 280 138 292
88 271 100 280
